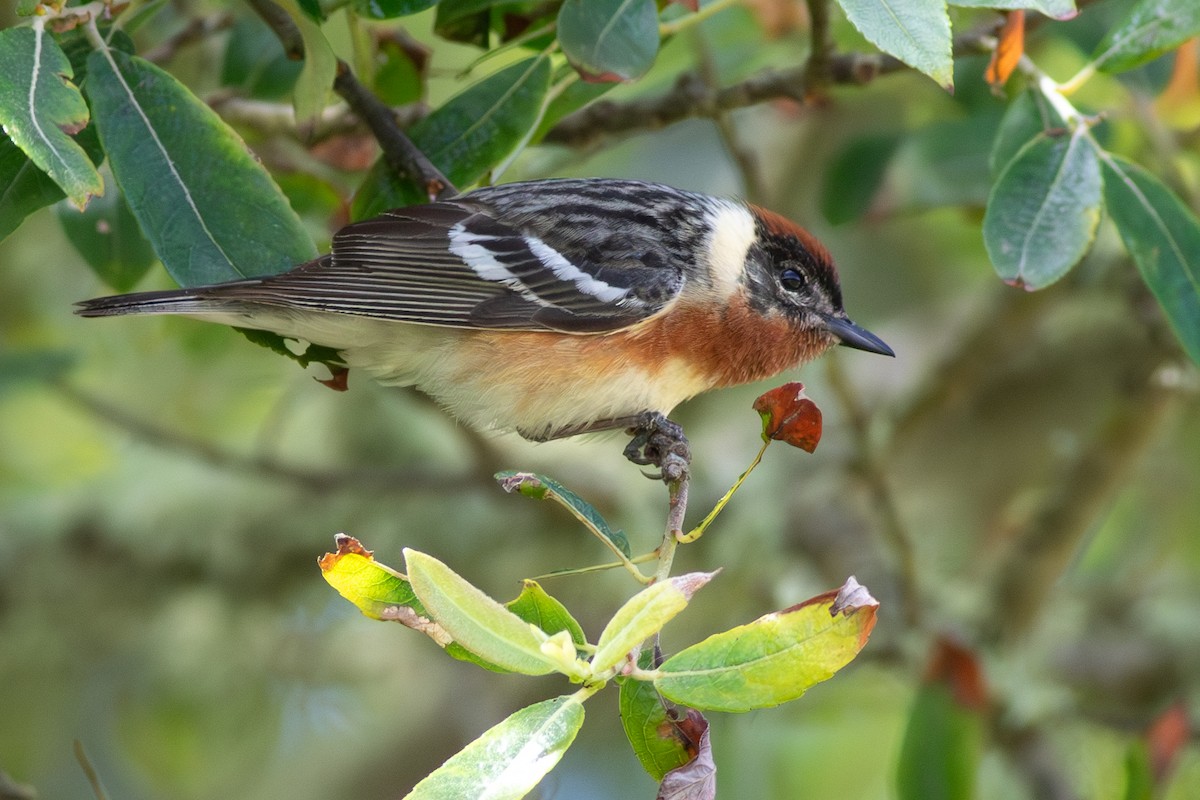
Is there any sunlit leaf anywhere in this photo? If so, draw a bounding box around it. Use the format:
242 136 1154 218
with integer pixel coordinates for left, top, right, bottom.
837 0 954 89
497 471 631 558
56 172 157 292
404 695 585 800
655 577 878 712
558 0 660 83
0 25 102 209
982 129 1101 289
86 47 317 286
592 572 714 675
1101 153 1200 364
1094 0 1200 74
405 548 561 675
352 56 551 219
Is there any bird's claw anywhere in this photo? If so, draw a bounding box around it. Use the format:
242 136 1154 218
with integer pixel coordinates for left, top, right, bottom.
624 412 691 484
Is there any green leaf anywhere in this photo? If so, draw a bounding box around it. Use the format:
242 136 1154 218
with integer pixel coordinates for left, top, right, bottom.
405 549 563 676
1123 742 1155 800
0 134 75 242
86 47 317 287
275 0 337 128
896 684 984 800
220 15 302 100
989 89 1067 178
404 695 585 800
434 0 506 45
56 173 157 291
355 0 438 18
654 577 878 713
1093 0 1200 74
0 25 103 209
619 650 695 781
1101 154 1200 365
497 471 631 558
558 0 660 83
592 572 713 675
532 76 614 143
506 580 587 648
949 0 1076 20
820 134 900 224
352 56 551 219
982 129 1102 289
837 0 954 89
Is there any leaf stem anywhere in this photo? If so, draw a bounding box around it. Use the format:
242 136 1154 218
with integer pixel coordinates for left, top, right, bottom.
659 0 742 38
678 440 769 544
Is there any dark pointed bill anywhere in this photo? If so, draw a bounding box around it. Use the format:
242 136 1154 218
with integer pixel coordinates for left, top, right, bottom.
824 316 894 357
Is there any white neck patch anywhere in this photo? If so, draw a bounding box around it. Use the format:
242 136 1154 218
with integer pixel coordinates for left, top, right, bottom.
702 200 756 299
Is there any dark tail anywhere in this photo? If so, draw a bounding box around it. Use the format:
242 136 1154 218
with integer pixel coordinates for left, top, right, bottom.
75 289 234 318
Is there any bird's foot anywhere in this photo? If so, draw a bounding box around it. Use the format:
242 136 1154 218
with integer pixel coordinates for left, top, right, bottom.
623 412 691 485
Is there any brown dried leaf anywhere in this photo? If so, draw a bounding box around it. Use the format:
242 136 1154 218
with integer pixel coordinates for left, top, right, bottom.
657 714 715 800
753 382 823 452
743 0 807 38
1147 702 1190 784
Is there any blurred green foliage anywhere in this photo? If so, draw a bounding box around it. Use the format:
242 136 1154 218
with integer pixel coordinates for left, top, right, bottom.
2 0 1200 798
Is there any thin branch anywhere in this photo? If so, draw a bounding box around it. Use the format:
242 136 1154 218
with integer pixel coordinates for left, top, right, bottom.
825 353 922 629
208 93 427 142
544 34 993 149
691 30 767 203
804 0 833 91
55 382 482 496
246 0 455 199
141 12 235 64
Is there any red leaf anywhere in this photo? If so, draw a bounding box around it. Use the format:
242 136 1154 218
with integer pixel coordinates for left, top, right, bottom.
925 638 988 712
1147 702 1190 784
753 382 823 452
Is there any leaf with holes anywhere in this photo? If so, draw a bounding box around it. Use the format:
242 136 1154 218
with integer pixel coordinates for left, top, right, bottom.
1102 154 1200 365
838 0 954 89
86 47 316 286
983 129 1101 289
0 26 102 209
558 0 660 83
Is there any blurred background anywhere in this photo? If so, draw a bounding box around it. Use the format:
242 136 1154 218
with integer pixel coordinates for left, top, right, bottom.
2 1 1198 798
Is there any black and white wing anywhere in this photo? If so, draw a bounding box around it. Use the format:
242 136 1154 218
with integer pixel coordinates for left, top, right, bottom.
77 182 693 334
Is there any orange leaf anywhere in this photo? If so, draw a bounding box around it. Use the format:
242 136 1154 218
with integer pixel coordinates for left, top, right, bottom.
1156 38 1200 128
986 10 1025 88
925 637 988 711
753 382 823 452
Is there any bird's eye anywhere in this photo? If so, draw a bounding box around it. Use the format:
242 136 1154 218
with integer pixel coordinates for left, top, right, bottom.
780 268 805 292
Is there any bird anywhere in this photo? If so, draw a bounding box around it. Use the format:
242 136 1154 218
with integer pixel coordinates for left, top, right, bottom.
77 178 893 447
